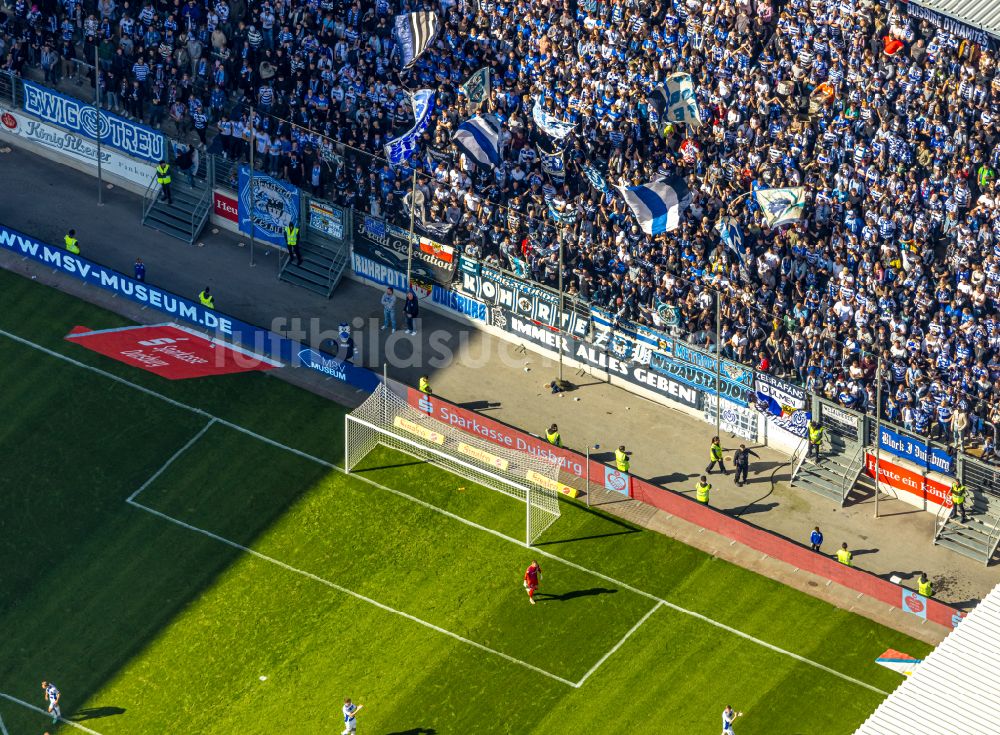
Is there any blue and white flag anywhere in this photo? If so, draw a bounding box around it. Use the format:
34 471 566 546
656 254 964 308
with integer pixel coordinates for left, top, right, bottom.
539 147 565 181
617 177 691 235
754 187 806 228
394 11 439 68
532 95 574 140
714 216 746 265
581 162 610 193
452 113 502 168
547 198 577 224
510 256 529 278
460 67 490 112
384 89 435 166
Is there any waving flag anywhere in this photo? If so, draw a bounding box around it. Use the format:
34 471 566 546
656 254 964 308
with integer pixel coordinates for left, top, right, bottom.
460 67 491 112
547 198 577 225
384 89 435 166
532 95 574 140
617 177 691 235
540 147 565 181
452 113 502 168
714 216 746 265
754 187 806 228
581 162 610 193
395 12 439 68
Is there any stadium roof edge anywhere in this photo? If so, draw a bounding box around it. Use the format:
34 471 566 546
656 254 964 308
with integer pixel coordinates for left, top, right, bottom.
853 583 1000 735
906 0 1000 45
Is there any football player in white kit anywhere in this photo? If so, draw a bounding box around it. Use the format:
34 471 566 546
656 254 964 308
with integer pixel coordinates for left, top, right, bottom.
342 697 363 734
41 681 60 724
722 705 742 734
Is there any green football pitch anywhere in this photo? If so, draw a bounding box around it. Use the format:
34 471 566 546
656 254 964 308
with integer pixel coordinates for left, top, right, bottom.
0 268 931 734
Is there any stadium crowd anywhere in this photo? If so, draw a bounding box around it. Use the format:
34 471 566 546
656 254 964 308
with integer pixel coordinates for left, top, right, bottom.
2 0 1000 448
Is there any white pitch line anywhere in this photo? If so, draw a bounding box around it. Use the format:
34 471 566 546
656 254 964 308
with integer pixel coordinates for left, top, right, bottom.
2 328 889 696
0 693 104 735
126 497 579 688
126 419 216 502
0 711 8 735
575 601 662 688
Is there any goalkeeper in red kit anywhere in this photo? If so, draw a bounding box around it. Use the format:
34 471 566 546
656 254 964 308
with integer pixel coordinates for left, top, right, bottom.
523 561 541 605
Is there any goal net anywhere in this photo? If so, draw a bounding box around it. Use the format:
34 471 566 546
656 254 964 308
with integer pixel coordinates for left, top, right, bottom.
345 384 561 546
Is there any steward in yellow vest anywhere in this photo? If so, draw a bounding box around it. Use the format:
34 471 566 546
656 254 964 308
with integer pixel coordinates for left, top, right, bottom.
836 543 853 566
706 436 727 474
156 160 173 204
695 476 711 505
951 481 967 522
63 229 80 254
418 375 432 394
284 223 302 265
199 288 214 309
546 424 561 447
808 420 824 461
615 446 630 472
917 573 933 598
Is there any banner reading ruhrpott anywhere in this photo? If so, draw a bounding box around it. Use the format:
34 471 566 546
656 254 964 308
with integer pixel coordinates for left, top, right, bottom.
351 210 456 285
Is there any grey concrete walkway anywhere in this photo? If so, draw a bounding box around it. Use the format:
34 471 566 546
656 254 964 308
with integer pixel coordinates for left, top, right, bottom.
0 143 996 617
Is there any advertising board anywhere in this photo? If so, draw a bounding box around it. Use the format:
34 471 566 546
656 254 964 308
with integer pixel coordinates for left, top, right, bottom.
0 107 156 186
22 80 165 163
65 323 281 379
864 453 952 509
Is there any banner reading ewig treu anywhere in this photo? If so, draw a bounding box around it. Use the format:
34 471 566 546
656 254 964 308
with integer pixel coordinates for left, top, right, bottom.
865 452 952 509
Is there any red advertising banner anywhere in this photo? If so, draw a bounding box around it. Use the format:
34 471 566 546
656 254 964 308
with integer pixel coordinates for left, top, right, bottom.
65 324 281 380
213 191 238 223
864 453 952 508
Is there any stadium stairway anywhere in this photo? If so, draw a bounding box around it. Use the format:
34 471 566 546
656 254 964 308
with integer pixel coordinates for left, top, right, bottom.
278 240 350 298
934 491 1000 564
141 173 211 244
791 434 867 506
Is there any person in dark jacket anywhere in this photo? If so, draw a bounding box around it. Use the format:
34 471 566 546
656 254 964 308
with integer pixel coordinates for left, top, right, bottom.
732 444 760 486
404 290 419 335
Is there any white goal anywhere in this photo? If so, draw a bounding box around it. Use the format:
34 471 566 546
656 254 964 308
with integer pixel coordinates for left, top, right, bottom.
345 384 562 546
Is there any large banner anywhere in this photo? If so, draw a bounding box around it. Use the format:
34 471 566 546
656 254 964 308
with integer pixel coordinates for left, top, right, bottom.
753 373 809 438
648 339 753 407
865 453 952 509
352 211 456 286
238 166 300 246
876 424 954 475
0 107 156 185
457 258 588 338
22 81 165 164
308 199 345 240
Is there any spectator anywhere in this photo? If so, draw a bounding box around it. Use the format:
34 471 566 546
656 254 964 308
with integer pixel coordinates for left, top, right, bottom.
403 290 419 336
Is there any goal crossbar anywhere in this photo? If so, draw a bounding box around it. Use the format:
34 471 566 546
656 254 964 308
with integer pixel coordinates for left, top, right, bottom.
344 385 561 545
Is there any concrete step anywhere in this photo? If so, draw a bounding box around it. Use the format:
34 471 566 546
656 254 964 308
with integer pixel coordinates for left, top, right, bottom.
935 533 992 563
278 269 334 296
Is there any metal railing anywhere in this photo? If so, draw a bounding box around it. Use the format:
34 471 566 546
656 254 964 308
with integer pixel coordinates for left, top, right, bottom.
934 499 952 541
842 443 865 504
789 434 809 482
189 183 213 243
987 514 1000 562
141 173 160 220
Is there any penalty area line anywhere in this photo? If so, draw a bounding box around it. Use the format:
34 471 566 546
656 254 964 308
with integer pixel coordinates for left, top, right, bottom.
2 327 889 696
575 601 662 688
126 418 216 503
125 497 579 689
0 692 105 735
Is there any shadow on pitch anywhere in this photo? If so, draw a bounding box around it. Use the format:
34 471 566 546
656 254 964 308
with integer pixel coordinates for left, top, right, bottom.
71 706 126 721
353 459 428 472
535 587 618 602
386 729 437 734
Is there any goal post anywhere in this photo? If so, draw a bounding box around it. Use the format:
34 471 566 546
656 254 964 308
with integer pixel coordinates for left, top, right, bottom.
345 385 561 546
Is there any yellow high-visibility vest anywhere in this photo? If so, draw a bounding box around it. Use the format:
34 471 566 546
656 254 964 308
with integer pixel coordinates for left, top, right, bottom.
199 291 214 309
615 449 629 472
951 483 966 505
696 482 711 504
418 377 432 394
710 443 722 461
837 548 853 566
64 235 80 254
809 425 824 445
918 579 933 598
546 430 561 447
285 225 299 245
156 163 171 185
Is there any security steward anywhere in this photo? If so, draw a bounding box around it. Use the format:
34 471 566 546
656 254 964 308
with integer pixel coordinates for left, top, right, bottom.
808 420 824 461
284 220 303 265
615 445 631 472
156 159 173 204
950 480 967 522
63 229 80 255
706 436 727 475
198 287 214 309
836 542 853 566
419 375 432 395
917 572 934 598
695 475 711 505
732 444 759 486
546 424 562 447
